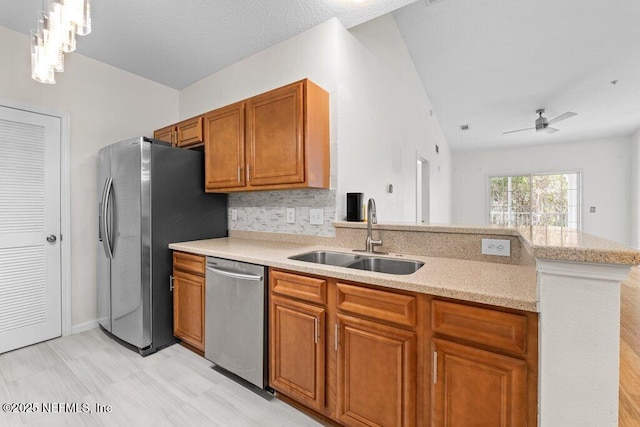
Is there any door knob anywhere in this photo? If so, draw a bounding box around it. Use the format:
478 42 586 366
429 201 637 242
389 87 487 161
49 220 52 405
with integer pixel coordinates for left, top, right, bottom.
46 235 57 243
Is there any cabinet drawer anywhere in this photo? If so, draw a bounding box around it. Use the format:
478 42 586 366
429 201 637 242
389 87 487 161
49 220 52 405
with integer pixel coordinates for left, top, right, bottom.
336 282 417 328
176 116 203 147
271 270 327 305
432 300 527 355
173 251 206 276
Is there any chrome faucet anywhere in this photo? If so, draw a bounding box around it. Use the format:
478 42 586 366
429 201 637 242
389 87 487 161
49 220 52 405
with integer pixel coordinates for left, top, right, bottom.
355 198 386 254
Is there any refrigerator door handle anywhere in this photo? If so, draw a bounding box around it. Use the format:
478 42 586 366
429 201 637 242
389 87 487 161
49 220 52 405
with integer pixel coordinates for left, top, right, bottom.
101 176 114 259
99 178 107 242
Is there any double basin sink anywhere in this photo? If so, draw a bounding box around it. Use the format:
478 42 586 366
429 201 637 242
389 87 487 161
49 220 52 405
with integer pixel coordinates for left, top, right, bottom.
288 251 424 275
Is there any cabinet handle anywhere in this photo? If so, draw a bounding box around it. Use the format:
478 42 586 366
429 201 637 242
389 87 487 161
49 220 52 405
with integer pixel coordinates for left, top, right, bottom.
433 350 438 384
169 275 174 291
334 323 339 351
314 318 319 344
246 165 251 182
237 166 241 183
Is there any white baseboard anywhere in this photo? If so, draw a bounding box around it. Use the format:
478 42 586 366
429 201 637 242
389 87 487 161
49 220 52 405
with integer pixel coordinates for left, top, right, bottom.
71 320 99 335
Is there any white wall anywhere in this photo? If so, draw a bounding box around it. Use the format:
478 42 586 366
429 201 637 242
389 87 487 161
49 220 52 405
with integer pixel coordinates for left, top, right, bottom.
180 19 341 236
0 26 179 328
335 14 452 223
631 130 640 249
179 18 339 125
180 16 453 229
452 137 632 245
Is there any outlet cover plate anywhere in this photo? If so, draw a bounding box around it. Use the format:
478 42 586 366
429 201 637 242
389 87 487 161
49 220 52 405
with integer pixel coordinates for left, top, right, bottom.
231 209 237 221
309 208 323 225
286 208 296 224
481 238 511 257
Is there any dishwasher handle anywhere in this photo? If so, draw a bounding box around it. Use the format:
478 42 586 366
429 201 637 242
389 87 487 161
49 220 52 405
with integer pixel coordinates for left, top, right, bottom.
206 265 263 281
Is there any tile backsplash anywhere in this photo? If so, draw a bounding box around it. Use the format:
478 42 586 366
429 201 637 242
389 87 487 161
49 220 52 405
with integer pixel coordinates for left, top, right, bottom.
228 189 337 237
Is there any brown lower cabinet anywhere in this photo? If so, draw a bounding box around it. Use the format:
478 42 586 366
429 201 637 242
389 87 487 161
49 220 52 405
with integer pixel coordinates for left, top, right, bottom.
431 339 527 427
268 268 538 427
337 314 416 427
172 251 206 351
270 294 326 411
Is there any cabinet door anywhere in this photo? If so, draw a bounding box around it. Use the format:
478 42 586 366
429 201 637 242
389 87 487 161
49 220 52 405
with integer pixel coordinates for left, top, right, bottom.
337 314 417 427
270 294 325 411
154 125 176 146
204 102 246 191
246 81 304 187
173 270 205 351
431 338 527 427
176 116 204 148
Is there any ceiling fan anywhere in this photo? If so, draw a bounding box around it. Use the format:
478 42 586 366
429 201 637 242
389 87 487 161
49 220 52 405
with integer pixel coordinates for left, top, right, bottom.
503 109 577 135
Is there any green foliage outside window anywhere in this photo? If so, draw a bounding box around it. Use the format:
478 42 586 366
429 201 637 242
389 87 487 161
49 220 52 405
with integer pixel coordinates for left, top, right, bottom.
489 173 579 228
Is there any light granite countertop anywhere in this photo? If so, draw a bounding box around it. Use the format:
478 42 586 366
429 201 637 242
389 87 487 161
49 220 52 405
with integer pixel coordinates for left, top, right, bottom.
516 226 640 264
334 222 640 265
169 237 539 312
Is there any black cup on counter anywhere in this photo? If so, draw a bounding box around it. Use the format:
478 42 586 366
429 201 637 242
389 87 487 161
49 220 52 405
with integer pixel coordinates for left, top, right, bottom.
346 192 364 222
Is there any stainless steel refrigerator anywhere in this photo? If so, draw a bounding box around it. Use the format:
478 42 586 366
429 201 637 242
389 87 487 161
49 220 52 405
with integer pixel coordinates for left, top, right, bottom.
97 137 227 355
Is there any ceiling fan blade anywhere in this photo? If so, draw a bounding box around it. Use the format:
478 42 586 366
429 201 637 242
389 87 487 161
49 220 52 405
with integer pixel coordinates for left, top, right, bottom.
548 112 577 125
502 127 535 135
545 127 559 134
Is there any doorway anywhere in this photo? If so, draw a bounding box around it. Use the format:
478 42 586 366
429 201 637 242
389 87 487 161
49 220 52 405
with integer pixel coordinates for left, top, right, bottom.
416 155 430 224
0 102 70 353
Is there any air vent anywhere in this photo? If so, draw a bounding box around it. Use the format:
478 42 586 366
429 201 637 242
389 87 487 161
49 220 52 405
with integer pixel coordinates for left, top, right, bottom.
425 0 444 5
460 124 470 131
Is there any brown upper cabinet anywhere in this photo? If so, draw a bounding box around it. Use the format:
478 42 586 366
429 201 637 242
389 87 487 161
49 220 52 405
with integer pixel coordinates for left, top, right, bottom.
153 116 204 148
153 124 175 145
204 79 330 193
204 102 246 190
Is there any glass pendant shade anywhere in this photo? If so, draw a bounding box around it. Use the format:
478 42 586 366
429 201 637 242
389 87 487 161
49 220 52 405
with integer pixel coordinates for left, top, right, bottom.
30 30 55 84
64 0 91 36
61 28 76 53
30 0 90 83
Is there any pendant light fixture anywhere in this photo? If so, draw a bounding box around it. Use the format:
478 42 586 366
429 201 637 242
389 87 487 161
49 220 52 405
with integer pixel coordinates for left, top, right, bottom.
30 0 91 84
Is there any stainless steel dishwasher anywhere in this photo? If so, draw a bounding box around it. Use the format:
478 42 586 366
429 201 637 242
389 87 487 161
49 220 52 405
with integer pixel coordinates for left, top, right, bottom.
204 257 267 390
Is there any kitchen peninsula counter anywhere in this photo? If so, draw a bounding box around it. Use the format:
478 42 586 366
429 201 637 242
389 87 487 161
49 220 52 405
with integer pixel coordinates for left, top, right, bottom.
170 225 638 426
170 224 640 313
170 237 538 311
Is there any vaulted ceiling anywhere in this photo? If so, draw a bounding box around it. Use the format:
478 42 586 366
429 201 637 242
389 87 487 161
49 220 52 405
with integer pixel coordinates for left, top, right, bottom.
1 0 639 152
393 0 640 151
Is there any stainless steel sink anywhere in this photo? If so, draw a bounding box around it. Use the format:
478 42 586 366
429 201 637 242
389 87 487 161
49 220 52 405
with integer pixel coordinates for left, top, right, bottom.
344 257 424 275
288 251 361 266
288 251 424 275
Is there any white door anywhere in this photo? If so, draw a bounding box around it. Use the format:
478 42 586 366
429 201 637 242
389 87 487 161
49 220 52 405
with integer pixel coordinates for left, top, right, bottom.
416 156 430 224
0 105 61 354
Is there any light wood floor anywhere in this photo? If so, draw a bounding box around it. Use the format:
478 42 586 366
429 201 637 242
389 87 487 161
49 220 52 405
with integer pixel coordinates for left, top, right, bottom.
621 266 640 427
0 329 320 426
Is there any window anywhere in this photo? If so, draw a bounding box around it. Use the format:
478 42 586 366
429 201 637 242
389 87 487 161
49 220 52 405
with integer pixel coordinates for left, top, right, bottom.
489 172 580 229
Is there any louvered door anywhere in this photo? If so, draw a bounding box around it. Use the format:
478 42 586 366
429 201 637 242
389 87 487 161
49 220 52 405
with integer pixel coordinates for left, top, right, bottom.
0 105 61 354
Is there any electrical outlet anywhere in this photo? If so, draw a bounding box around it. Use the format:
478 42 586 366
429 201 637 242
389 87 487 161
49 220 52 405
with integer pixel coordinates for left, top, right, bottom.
286 208 296 224
231 209 237 221
309 208 323 225
481 238 511 257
